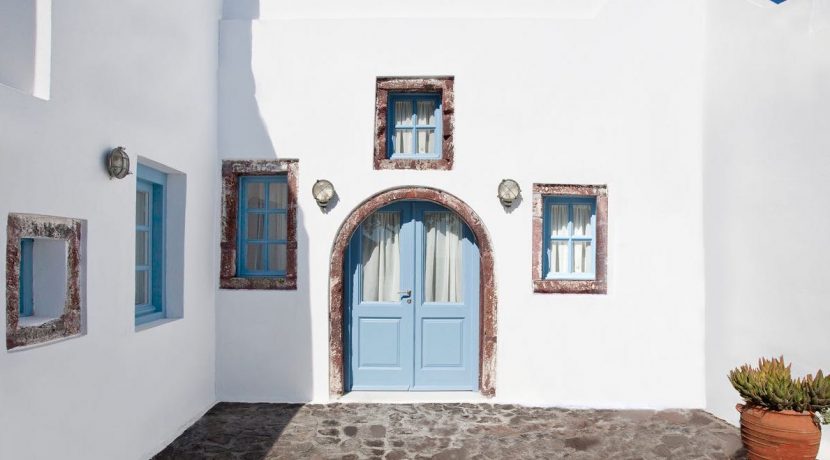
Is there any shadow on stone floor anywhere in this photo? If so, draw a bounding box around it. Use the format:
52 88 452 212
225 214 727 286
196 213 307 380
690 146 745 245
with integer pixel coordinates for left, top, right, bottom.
154 402 747 459
154 403 303 460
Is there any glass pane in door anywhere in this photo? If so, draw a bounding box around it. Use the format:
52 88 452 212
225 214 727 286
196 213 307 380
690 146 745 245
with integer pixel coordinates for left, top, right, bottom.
424 212 463 303
361 212 401 302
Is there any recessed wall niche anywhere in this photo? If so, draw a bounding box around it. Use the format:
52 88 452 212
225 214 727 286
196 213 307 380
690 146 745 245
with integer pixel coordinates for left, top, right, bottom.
6 213 85 350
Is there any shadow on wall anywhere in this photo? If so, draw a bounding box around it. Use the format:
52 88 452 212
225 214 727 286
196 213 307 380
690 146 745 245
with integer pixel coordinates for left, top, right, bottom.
292 213 314 400
219 0 275 157
216 0 314 403
152 403 304 459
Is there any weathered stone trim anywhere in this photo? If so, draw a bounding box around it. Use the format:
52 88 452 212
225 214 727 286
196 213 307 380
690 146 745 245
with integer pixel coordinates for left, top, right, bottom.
6 213 84 350
329 187 496 397
219 159 299 290
373 77 455 171
532 183 608 294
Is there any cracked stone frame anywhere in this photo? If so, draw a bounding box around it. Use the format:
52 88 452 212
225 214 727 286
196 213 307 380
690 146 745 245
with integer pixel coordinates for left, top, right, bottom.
220 159 299 290
373 76 455 171
6 213 84 350
532 184 608 294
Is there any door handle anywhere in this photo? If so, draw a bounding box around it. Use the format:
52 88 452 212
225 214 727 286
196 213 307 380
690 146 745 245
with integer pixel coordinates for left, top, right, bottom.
398 290 412 297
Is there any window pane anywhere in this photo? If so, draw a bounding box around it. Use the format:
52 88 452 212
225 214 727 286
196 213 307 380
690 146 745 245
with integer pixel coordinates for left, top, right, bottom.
135 271 148 305
268 244 287 272
361 212 401 302
268 214 287 240
424 212 463 303
268 182 288 209
394 101 412 126
416 100 435 125
246 182 266 208
245 244 266 271
550 205 568 236
136 190 149 226
573 241 593 274
549 241 569 274
416 129 435 154
394 129 413 154
573 205 592 236
136 231 148 265
247 213 265 239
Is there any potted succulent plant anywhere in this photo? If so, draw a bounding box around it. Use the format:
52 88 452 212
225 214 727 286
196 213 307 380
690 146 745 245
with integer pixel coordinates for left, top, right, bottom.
729 356 830 459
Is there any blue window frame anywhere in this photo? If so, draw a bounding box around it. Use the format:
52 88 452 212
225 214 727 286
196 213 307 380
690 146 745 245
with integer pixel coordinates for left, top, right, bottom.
543 196 597 280
387 93 442 160
19 238 33 317
135 164 166 325
238 175 289 277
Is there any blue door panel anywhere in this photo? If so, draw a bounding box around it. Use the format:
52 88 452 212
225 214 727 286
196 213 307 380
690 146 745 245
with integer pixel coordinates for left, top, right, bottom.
348 204 413 390
347 201 479 392
358 318 402 368
420 318 464 367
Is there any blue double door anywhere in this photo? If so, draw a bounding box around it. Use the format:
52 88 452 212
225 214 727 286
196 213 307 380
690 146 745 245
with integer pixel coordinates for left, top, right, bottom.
346 201 480 391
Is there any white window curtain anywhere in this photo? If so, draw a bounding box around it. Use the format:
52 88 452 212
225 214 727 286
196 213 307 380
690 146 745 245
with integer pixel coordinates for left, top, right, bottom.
361 212 401 302
573 204 593 274
549 204 569 274
268 183 287 209
394 101 412 154
416 101 435 154
424 212 463 303
246 213 265 271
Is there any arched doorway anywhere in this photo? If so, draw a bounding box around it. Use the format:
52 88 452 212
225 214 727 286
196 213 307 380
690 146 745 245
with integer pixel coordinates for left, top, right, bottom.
329 187 496 397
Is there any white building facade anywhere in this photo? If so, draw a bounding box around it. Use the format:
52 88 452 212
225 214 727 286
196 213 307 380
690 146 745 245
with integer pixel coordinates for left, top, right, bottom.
1 1 828 458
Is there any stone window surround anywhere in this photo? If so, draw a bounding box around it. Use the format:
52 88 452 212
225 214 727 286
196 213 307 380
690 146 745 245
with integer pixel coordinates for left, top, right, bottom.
532 183 608 294
328 186 496 397
220 159 299 290
6 213 83 350
373 76 455 171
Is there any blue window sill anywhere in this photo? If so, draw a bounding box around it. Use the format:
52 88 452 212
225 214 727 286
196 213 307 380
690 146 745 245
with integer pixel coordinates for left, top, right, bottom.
388 153 442 161
135 315 180 332
545 273 597 281
236 270 289 278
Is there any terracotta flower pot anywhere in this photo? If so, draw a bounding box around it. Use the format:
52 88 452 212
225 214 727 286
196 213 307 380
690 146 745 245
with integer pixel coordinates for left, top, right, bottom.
737 404 821 459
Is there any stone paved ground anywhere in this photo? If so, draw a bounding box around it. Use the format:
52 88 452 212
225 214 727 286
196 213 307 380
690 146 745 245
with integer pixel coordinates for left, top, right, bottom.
154 403 745 460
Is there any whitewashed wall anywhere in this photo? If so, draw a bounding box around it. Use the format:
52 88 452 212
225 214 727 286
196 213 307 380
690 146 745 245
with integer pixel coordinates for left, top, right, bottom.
704 0 830 456
217 0 708 407
0 1 220 459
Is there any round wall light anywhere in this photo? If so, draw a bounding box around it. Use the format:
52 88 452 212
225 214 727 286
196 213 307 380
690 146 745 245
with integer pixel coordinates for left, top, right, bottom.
312 179 336 208
497 179 521 207
106 146 131 179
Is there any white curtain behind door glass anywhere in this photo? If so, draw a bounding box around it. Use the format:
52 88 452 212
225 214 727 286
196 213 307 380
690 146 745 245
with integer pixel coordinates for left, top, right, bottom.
573 205 592 273
425 212 463 303
361 212 401 302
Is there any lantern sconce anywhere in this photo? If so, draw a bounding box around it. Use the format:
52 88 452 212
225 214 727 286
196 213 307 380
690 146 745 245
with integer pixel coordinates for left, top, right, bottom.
312 179 336 209
106 146 131 179
497 179 521 207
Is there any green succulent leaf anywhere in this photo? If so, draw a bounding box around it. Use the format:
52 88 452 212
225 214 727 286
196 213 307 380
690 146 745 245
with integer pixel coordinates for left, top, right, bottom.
728 356 830 415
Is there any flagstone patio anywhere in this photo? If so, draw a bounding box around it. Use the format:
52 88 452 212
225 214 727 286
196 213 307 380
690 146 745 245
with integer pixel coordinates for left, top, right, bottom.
154 403 745 459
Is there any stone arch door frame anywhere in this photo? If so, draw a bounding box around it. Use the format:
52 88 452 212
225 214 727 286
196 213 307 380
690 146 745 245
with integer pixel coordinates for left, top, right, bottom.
329 186 497 397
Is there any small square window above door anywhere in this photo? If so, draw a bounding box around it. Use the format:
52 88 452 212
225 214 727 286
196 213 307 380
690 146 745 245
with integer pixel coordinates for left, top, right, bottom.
387 94 442 160
374 77 454 171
